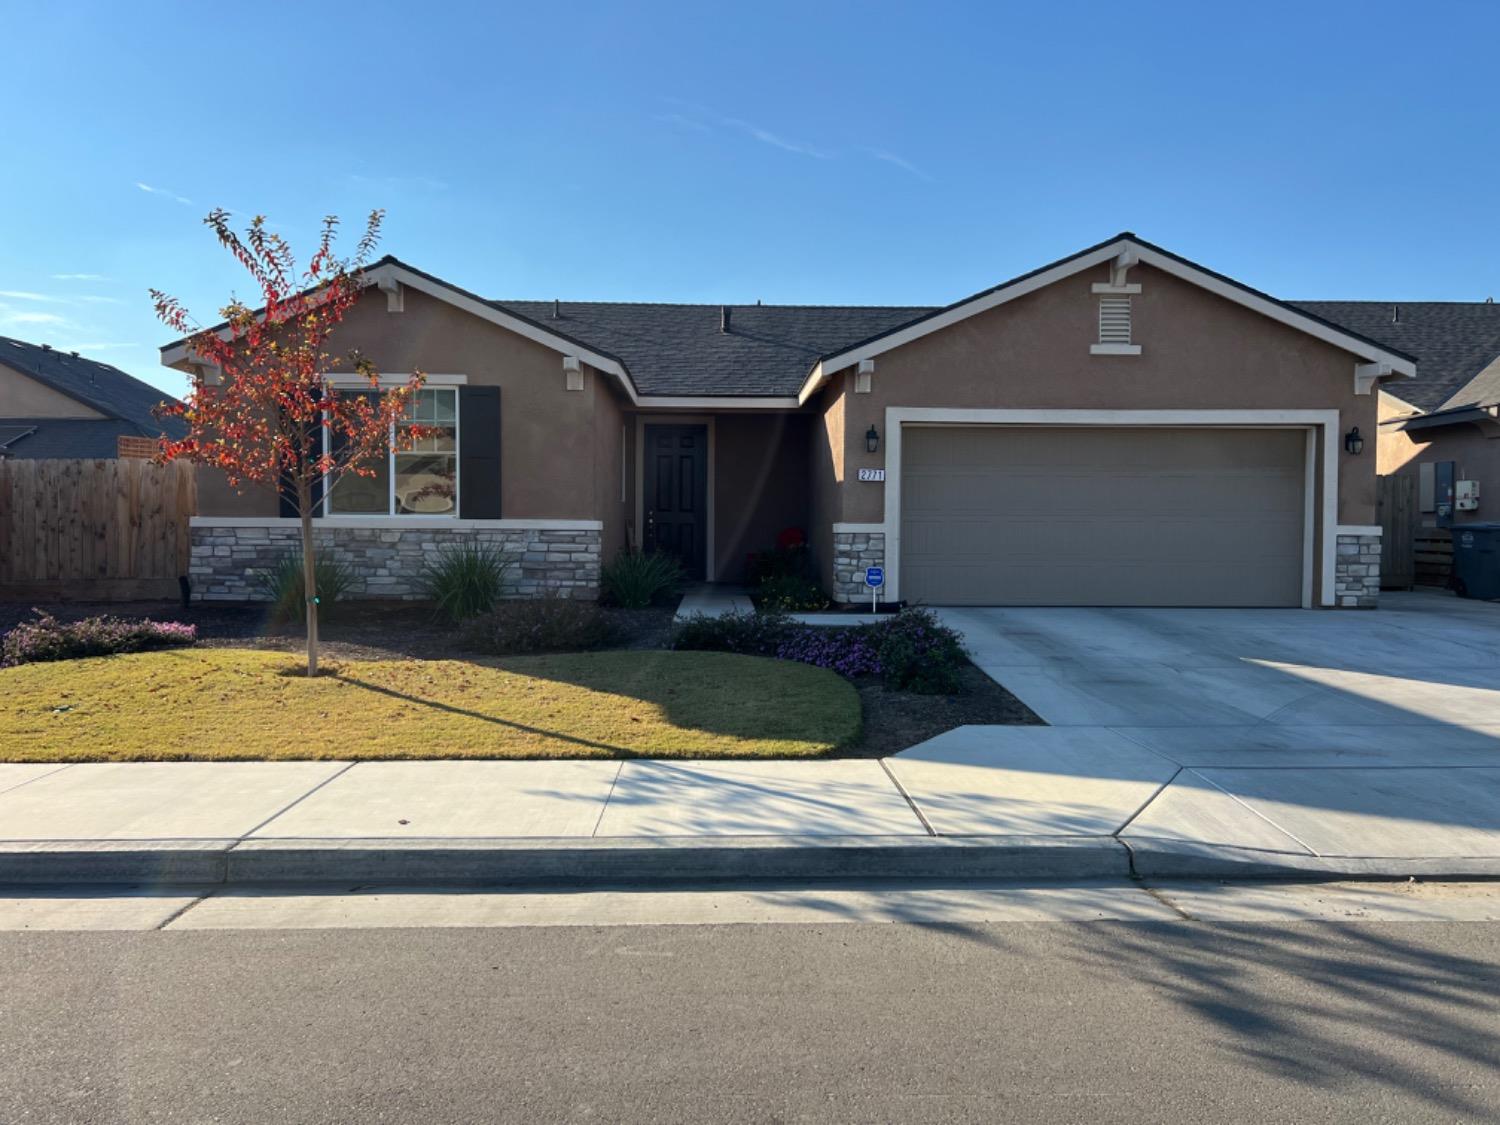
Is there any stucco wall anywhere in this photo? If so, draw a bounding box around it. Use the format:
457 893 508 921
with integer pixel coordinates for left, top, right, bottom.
1379 390 1500 527
0 364 105 418
712 412 813 581
837 262 1378 527
185 286 630 522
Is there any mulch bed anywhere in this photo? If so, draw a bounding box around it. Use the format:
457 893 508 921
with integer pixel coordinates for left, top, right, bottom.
839 660 1043 759
2 599 1042 754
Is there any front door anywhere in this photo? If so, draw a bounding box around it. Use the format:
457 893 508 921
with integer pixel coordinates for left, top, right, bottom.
644 424 708 580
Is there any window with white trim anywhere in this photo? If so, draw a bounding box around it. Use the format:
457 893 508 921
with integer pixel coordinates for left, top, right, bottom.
325 387 459 516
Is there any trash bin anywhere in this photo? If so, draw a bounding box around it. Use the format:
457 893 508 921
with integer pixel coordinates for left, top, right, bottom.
1450 523 1500 600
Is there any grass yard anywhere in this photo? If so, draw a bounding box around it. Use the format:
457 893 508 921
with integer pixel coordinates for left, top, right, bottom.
0 649 861 762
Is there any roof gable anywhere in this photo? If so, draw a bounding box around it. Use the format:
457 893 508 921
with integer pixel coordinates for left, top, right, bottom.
798 234 1418 403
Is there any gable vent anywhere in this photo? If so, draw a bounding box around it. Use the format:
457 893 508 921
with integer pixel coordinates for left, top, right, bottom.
1099 296 1132 344
1090 295 1141 355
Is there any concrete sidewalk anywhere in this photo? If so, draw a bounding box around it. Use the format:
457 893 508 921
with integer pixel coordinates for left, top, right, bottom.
4 727 1500 884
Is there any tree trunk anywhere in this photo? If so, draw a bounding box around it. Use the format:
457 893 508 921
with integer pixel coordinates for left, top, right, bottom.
298 479 319 676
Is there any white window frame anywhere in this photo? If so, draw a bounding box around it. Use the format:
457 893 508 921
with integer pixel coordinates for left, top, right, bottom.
320 375 466 519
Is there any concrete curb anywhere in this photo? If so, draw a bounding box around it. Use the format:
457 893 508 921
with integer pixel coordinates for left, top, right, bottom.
1124 839 1500 880
0 836 1129 886
5 836 1499 887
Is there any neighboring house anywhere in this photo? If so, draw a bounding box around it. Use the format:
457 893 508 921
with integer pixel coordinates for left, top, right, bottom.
0 335 186 459
1294 302 1500 532
167 233 1418 609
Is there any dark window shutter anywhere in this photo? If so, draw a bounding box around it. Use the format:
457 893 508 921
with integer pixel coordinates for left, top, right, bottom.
459 385 502 518
278 421 326 517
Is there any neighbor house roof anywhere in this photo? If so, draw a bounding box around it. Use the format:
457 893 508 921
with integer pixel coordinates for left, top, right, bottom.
1 335 186 458
1294 302 1500 414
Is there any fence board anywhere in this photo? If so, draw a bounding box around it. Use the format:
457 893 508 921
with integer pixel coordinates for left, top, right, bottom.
1376 473 1417 589
0 459 196 601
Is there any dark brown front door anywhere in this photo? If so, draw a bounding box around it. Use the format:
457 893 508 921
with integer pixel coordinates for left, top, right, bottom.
644 424 708 580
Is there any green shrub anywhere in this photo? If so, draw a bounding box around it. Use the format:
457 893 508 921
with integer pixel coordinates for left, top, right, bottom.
671 607 967 694
253 553 356 623
670 610 796 656
418 541 516 622
601 550 686 608
869 608 967 693
460 597 622 654
753 574 830 612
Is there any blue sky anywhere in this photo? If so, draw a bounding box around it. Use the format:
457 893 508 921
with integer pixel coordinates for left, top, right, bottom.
4 0 1498 399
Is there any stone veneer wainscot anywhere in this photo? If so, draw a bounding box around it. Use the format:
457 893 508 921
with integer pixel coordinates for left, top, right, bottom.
831 529 886 604
188 518 602 601
1334 527 1382 609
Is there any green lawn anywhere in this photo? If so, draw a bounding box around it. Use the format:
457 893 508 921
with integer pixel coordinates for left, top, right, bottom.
0 649 861 762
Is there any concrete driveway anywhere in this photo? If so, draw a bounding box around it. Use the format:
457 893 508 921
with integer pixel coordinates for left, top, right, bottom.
905 592 1500 866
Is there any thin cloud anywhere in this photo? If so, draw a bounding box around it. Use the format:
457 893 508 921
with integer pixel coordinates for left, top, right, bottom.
862 146 935 182
52 273 111 282
721 117 834 159
0 309 68 327
0 290 59 302
135 181 194 206
659 100 833 160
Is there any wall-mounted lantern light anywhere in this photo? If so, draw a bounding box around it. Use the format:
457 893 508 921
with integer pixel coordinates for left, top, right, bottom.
866 424 880 454
1344 426 1364 456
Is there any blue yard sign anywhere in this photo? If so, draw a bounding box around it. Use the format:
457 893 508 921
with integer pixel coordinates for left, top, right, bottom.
864 566 884 588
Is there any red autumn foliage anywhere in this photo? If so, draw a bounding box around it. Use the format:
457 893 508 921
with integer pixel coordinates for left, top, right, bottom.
151 208 425 673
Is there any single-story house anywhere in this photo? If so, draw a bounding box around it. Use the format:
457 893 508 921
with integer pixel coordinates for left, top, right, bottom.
167 233 1420 609
1293 301 1500 533
1 335 186 459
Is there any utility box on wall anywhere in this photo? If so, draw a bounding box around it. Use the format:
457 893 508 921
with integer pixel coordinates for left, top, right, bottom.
1457 480 1481 512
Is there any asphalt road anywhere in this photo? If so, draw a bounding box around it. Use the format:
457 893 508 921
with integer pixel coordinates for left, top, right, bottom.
3 914 1498 1123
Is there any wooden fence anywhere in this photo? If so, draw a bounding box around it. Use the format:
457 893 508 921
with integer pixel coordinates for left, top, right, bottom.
0 458 197 601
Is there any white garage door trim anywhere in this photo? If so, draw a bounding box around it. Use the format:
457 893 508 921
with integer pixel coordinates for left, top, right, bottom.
880 408 1341 608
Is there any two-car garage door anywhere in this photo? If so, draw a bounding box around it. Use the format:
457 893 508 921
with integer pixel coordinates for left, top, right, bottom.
899 426 1307 607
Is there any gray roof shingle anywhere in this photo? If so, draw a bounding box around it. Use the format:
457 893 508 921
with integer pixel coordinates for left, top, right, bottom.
2 335 187 440
0 418 155 459
492 300 934 397
1294 302 1500 413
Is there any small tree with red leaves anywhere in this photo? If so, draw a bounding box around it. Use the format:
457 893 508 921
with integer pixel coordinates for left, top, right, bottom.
153 208 425 675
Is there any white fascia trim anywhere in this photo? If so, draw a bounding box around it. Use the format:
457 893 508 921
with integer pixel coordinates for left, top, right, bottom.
877 408 1342 610
325 372 468 386
1336 524 1383 536
636 395 802 410
1089 343 1142 356
802 238 1417 399
191 516 602 531
1133 247 1416 378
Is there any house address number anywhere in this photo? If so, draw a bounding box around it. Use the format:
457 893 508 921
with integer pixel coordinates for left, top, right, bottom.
857 468 885 482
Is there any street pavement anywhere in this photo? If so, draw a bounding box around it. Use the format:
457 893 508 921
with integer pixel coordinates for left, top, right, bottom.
1 879 1497 1123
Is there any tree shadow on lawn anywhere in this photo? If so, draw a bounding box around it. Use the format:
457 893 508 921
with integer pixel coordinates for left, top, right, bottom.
331 650 861 759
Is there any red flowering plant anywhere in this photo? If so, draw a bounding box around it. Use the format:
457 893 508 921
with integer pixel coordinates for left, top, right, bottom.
152 208 427 674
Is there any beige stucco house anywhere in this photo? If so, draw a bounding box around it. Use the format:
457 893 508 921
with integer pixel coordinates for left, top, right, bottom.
1 336 185 459
169 233 1419 609
1294 301 1500 541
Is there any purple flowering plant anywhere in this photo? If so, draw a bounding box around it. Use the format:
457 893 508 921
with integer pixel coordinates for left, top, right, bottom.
1 610 197 668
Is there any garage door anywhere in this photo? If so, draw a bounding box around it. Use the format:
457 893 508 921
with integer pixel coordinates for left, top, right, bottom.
899 426 1306 607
